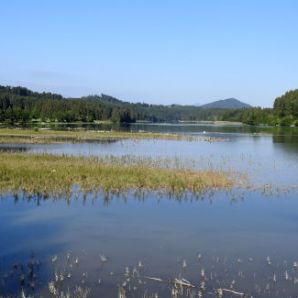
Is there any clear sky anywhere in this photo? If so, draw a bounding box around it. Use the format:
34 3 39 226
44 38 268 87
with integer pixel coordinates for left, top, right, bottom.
0 0 297 107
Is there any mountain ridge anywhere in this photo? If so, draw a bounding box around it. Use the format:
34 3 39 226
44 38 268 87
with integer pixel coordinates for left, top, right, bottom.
200 98 251 109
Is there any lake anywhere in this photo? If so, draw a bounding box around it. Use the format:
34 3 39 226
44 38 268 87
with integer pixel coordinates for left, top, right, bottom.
1 123 298 297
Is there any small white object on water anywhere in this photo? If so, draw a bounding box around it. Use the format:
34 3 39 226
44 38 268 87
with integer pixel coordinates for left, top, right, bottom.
75 258 79 265
266 256 272 265
285 270 289 281
118 286 126 298
293 261 298 270
51 255 58 263
182 259 187 268
138 260 143 268
201 269 205 279
132 267 139 278
48 282 57 295
273 273 277 283
197 253 202 261
100 254 108 263
200 281 206 291
171 288 179 297
124 266 130 277
216 288 223 298
21 289 26 298
54 272 59 282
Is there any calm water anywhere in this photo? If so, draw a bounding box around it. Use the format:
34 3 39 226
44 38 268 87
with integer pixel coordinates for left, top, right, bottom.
1 123 298 297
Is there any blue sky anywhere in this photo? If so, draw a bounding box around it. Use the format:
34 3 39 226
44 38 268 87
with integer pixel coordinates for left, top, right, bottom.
0 0 297 107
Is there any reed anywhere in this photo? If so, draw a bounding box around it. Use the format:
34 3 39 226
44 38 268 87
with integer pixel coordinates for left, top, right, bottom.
0 153 233 196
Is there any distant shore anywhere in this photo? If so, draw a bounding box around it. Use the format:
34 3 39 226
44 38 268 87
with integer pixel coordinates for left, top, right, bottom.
0 128 223 144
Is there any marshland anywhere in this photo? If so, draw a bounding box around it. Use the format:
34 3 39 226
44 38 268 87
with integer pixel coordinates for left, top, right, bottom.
0 123 298 298
2 0 298 296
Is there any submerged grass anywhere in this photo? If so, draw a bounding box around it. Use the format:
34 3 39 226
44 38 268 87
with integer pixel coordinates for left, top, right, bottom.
0 128 223 143
0 153 233 196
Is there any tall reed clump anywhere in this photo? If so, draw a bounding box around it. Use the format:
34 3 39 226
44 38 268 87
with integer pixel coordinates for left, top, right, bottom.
0 153 234 196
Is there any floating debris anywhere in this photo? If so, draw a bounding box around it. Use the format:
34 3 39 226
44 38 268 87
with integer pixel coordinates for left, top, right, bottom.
100 254 108 263
51 255 58 263
273 273 277 283
285 270 289 281
266 256 272 265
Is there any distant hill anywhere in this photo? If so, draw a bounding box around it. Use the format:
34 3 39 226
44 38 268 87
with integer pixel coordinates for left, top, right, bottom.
200 98 251 109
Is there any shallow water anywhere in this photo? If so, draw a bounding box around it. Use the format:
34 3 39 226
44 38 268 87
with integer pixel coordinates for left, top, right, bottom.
1 124 298 186
1 124 298 297
1 190 298 297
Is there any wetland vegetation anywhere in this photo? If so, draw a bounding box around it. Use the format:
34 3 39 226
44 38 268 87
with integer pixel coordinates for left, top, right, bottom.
0 128 221 144
0 152 234 196
1 124 298 298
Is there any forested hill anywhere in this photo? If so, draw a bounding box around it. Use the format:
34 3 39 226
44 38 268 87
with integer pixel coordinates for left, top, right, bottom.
222 89 298 126
200 98 251 109
0 85 236 123
1 85 297 126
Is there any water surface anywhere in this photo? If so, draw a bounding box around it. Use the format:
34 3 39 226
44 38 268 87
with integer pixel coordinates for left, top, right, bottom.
1 123 298 297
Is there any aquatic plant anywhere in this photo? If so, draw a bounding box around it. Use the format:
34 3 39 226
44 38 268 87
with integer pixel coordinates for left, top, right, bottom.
0 128 226 144
0 153 234 196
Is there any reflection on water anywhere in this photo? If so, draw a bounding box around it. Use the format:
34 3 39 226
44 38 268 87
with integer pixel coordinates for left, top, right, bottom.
1 123 298 297
2 121 298 135
1 190 298 297
0 145 28 152
1 130 297 187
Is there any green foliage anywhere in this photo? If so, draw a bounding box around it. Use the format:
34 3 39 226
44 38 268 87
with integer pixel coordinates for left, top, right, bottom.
0 153 233 195
222 89 298 126
274 89 298 118
1 85 297 126
0 86 136 124
0 85 231 123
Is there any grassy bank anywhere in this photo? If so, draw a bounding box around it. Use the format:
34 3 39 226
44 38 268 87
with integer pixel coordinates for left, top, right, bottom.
0 153 233 196
0 128 219 143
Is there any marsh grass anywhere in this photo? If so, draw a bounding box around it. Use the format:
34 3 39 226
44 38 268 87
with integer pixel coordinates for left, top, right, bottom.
0 128 224 143
0 153 233 196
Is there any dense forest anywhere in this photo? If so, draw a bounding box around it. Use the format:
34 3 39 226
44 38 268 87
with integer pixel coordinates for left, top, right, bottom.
0 85 228 123
222 89 298 126
0 85 297 126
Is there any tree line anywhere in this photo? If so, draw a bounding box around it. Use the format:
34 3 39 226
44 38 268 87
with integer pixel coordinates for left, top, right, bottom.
0 85 297 126
222 89 298 126
0 86 226 123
